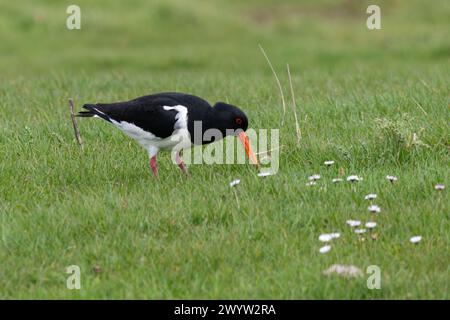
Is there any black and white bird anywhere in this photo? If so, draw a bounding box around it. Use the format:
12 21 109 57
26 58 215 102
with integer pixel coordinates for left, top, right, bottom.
78 92 258 176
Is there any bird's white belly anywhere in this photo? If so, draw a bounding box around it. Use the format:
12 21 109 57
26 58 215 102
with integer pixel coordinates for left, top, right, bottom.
111 119 192 151
140 128 192 151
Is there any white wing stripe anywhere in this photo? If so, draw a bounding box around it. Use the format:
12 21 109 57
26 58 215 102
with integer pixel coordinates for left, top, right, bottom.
163 105 188 130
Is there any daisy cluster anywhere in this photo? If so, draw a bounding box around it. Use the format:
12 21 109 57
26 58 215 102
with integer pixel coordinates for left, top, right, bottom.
309 162 444 258
228 160 444 259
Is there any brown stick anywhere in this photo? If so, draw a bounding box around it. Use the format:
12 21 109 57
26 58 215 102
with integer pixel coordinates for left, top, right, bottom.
68 98 83 149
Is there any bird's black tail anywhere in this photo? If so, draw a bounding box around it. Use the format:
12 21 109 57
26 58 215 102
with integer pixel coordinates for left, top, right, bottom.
77 104 112 122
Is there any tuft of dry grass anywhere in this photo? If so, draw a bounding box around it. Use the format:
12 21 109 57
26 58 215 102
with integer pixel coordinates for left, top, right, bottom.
286 64 302 144
259 45 302 144
258 44 286 126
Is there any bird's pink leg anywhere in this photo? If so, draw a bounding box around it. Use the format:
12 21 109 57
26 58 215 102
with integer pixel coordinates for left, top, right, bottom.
176 152 189 176
150 155 158 178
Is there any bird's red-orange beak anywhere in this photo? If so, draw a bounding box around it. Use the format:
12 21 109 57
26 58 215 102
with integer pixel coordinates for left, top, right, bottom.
238 131 259 167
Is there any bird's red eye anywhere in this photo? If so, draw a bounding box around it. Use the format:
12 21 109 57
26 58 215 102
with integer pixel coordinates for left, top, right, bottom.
235 117 243 125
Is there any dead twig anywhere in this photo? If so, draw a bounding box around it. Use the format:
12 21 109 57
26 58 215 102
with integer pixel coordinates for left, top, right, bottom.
258 44 286 126
232 188 240 210
68 98 83 149
411 96 428 116
286 64 301 143
254 145 286 155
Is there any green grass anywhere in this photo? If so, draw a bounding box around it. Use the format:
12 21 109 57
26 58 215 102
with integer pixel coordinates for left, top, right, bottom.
0 0 449 299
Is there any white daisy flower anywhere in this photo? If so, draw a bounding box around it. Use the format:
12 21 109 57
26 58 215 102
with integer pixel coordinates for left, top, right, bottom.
229 179 240 187
364 194 377 200
306 181 317 186
368 205 381 213
308 174 321 181
434 184 445 190
319 234 333 242
346 220 361 227
347 175 362 182
330 233 341 239
319 245 331 253
365 221 377 229
386 175 398 183
410 236 422 244
332 178 343 183
319 233 341 242
354 228 366 234
257 170 275 177
324 160 335 166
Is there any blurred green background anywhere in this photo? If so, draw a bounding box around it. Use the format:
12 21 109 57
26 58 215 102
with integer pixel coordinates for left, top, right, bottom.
1 0 448 76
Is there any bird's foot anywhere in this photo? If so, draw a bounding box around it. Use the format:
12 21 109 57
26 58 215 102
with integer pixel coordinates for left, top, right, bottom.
150 155 158 178
176 152 189 177
178 162 189 176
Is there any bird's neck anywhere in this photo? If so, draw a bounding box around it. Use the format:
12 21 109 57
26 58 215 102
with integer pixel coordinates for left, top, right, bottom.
192 109 229 144
204 109 228 136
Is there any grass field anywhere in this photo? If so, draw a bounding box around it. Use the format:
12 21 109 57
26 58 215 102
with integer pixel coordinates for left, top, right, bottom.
0 0 449 299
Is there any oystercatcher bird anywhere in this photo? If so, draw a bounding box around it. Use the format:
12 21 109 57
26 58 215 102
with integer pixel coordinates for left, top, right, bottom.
78 92 258 176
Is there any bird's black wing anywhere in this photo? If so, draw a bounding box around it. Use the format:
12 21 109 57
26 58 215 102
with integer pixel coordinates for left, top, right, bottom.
81 94 188 139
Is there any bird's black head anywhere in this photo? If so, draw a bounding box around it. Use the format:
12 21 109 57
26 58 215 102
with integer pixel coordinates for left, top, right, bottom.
208 102 259 167
211 102 249 135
